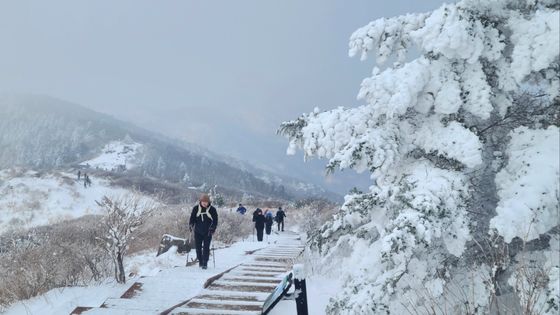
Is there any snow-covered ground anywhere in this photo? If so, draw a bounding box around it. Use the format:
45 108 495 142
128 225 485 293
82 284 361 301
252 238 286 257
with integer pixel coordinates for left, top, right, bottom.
0 168 147 232
80 139 142 172
4 232 338 315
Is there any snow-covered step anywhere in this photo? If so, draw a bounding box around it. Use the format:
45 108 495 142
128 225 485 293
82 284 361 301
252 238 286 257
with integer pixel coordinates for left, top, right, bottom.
101 297 179 311
254 254 297 259
255 253 299 257
239 263 288 267
182 301 262 312
249 259 294 264
275 246 304 250
255 250 301 254
242 261 287 267
220 275 280 282
226 272 282 279
258 248 301 254
189 298 262 307
236 266 286 272
228 270 281 277
170 307 260 315
197 290 268 301
252 254 298 259
213 280 277 287
207 283 276 293
218 277 279 285
101 298 162 311
81 307 154 314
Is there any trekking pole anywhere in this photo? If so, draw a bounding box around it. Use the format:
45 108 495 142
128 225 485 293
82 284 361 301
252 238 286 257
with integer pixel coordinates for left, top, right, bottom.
212 246 216 268
185 226 193 266
253 227 255 242
186 231 191 266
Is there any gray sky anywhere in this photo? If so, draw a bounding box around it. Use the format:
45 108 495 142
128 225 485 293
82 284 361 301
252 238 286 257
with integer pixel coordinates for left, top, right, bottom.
0 0 445 194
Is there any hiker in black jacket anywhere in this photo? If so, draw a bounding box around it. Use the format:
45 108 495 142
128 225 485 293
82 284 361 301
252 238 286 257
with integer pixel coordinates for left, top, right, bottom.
189 194 218 269
264 209 274 236
276 207 286 231
253 208 265 242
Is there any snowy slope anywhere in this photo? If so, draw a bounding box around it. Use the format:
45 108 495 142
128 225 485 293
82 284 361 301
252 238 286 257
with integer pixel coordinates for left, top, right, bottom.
81 140 142 172
0 168 146 232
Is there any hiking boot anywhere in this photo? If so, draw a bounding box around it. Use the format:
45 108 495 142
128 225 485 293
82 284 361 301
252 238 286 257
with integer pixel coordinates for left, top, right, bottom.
202 265 207 270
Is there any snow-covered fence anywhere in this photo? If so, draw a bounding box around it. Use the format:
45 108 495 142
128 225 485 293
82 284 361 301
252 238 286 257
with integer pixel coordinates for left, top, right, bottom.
262 264 310 315
292 264 309 315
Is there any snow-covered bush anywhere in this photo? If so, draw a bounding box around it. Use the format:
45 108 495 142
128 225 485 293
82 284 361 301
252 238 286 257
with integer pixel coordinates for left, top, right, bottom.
280 0 559 313
96 194 156 284
289 198 339 236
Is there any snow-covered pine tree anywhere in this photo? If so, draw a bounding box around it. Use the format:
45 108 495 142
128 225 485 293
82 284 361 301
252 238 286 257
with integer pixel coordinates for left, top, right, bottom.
279 1 559 314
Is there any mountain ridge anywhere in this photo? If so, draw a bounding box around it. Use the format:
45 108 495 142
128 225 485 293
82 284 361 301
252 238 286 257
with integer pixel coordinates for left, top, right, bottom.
0 93 340 202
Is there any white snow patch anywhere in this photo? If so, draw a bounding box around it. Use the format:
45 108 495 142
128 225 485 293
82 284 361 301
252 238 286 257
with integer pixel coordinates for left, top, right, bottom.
490 126 560 242
81 140 142 172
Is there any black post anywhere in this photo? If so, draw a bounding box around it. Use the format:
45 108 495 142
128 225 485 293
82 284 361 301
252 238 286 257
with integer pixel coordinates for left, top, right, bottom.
293 264 308 315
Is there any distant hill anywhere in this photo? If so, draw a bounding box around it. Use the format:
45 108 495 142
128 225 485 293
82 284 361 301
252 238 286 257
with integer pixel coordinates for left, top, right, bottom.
0 94 338 201
0 168 149 231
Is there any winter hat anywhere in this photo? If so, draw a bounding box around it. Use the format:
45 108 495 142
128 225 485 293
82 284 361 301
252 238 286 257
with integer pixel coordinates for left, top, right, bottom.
199 194 211 203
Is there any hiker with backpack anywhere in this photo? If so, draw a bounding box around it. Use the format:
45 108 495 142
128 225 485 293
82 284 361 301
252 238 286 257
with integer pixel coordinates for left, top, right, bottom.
253 208 265 242
264 209 274 236
189 194 218 269
275 207 286 232
236 203 247 215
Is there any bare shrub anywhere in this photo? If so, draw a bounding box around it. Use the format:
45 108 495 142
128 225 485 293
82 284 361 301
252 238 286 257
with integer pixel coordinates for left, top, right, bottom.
96 194 157 283
128 205 254 254
0 215 111 311
128 205 188 253
213 209 253 244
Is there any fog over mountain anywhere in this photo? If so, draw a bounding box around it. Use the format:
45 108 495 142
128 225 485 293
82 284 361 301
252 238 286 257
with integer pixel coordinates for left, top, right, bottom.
0 94 337 201
0 0 446 195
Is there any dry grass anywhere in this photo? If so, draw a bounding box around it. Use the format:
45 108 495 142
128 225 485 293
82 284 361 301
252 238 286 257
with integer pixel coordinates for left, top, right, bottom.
0 215 112 310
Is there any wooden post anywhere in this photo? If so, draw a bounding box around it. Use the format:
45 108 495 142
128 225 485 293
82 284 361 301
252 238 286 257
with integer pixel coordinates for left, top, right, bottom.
293 264 308 315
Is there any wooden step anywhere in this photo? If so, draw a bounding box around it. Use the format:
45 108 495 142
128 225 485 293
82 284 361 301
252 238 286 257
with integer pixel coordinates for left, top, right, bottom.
218 277 279 284
185 300 261 311
207 283 276 293
171 307 260 315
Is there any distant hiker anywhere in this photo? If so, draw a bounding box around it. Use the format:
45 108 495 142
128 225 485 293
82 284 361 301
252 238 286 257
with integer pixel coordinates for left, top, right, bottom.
264 209 274 236
236 203 247 215
276 207 286 232
83 173 88 188
189 194 218 269
77 170 81 180
253 208 265 242
85 175 92 187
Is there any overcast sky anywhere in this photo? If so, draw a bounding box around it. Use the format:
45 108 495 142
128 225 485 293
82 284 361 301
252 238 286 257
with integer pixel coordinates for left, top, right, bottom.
0 0 446 194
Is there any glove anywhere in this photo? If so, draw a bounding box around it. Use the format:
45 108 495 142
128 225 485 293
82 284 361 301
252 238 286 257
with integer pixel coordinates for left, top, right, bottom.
208 227 216 236
189 224 194 232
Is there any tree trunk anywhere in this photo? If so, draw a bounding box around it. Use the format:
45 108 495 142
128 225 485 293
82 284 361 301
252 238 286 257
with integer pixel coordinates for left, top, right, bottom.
117 252 126 283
